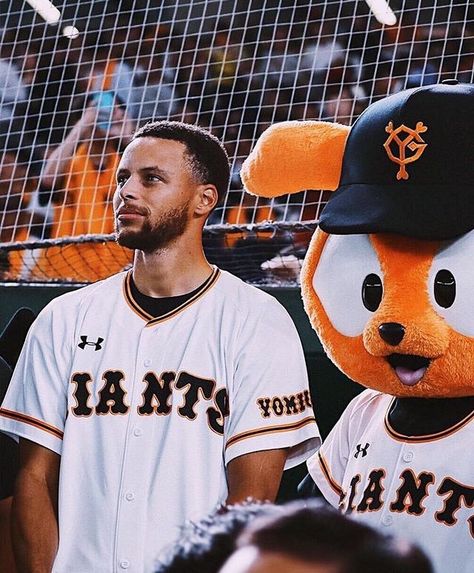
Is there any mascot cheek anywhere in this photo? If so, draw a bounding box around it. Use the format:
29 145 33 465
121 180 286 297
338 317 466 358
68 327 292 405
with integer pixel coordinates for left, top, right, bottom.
311 233 382 337
424 230 474 396
428 230 474 337
425 338 474 397
301 231 391 389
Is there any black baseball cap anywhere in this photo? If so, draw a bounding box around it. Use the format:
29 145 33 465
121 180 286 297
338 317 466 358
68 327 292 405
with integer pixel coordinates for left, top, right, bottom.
319 81 474 240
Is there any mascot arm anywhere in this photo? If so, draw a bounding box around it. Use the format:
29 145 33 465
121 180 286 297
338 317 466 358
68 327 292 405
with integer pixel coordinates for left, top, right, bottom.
307 389 383 506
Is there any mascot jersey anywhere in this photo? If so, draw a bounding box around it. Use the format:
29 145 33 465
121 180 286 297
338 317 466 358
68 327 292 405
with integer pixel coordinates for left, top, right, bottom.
309 389 474 573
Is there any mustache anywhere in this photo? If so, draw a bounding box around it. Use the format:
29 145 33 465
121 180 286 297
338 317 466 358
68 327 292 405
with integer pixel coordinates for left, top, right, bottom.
116 204 149 217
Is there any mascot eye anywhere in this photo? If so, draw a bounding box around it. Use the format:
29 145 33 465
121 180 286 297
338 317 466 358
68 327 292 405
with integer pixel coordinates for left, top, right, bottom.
433 269 456 308
313 234 383 337
428 230 474 336
362 273 383 311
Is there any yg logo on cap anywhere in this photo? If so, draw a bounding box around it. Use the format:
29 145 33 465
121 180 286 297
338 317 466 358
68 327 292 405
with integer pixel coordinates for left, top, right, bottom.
383 121 428 180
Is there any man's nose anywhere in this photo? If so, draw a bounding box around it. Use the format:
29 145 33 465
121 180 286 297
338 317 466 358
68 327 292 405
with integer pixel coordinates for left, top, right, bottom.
118 177 138 200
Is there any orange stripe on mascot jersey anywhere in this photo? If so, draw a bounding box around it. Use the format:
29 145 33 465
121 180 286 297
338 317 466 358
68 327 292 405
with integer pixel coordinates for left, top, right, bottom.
241 81 474 573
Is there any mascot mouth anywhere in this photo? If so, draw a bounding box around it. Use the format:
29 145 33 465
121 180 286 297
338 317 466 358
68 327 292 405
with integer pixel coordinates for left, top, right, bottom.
386 354 431 386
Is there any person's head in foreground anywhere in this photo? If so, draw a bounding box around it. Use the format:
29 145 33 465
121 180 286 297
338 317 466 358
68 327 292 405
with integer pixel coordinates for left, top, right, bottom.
154 500 281 573
219 500 433 573
114 120 230 253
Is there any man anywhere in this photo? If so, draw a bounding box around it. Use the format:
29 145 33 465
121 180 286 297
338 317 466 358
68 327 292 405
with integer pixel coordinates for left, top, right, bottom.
0 121 320 573
154 500 282 573
219 500 434 573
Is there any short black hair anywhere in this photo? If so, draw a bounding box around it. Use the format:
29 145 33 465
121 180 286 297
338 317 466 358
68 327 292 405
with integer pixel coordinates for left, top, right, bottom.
154 501 281 573
238 500 433 573
133 121 230 204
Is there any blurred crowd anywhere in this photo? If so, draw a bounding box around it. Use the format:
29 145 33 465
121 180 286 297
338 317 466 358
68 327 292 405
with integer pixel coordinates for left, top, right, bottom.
0 6 472 281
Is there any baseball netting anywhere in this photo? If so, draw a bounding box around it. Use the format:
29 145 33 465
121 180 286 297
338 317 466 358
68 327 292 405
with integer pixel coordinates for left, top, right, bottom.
0 0 472 285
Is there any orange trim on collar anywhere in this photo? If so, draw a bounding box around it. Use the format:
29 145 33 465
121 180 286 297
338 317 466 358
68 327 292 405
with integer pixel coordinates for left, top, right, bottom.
122 267 221 325
384 397 474 443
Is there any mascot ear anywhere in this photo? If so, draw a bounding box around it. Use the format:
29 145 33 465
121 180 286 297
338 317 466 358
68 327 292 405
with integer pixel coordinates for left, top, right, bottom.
241 120 350 198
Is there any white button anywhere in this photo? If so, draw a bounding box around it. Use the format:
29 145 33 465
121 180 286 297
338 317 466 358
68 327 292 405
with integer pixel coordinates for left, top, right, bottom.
125 492 135 501
403 451 414 462
382 515 393 526
120 560 130 569
133 428 143 437
144 359 152 367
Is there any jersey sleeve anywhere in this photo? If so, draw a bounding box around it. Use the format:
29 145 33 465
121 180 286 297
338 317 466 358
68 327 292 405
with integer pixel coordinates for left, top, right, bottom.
0 301 71 455
224 295 321 469
306 389 377 507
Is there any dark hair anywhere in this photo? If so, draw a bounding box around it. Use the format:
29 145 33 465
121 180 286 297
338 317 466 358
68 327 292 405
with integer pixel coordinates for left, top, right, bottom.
154 500 281 573
238 500 433 573
133 121 230 204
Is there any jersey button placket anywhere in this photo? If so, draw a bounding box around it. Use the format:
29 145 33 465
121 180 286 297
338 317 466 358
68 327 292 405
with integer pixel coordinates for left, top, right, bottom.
381 515 393 527
115 326 156 571
378 443 405 530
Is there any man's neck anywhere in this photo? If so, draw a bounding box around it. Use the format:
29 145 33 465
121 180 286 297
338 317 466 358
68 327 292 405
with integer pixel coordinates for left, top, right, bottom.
132 240 213 298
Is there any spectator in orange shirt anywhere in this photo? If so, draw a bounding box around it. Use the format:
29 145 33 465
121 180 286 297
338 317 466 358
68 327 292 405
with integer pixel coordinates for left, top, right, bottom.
0 124 43 280
36 97 134 282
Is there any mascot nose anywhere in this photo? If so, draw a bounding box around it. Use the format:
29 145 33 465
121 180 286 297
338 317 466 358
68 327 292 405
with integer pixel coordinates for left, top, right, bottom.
378 323 405 346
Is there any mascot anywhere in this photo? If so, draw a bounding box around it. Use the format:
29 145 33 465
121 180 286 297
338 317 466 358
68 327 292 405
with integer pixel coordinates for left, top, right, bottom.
241 81 474 573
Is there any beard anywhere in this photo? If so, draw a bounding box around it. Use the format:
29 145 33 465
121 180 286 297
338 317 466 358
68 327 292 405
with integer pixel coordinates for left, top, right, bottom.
115 202 191 253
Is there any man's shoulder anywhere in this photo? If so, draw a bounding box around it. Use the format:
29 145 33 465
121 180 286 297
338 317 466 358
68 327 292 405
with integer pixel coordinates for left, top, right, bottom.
215 270 296 336
216 269 283 309
40 272 126 315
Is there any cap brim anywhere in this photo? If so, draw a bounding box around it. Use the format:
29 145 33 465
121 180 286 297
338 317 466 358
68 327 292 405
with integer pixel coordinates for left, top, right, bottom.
319 183 474 241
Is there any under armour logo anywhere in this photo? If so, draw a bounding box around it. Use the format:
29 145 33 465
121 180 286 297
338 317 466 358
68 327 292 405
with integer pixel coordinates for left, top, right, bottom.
354 443 370 458
383 121 428 181
78 336 104 351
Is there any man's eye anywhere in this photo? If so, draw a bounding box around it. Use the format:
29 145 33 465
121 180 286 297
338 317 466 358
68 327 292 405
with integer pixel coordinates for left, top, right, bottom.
117 177 127 187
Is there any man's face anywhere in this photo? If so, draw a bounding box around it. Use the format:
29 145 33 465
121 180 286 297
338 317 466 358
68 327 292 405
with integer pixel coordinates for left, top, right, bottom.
113 137 199 252
219 547 340 573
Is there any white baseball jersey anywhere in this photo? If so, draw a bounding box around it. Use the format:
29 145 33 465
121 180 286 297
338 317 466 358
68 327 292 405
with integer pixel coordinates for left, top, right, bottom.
0 267 320 573
307 389 474 573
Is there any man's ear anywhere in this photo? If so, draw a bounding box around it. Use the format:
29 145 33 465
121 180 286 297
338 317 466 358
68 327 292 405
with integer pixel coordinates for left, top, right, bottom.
195 185 218 216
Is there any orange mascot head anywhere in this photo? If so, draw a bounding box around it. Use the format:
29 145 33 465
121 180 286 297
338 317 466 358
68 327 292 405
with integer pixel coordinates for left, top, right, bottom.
241 82 474 399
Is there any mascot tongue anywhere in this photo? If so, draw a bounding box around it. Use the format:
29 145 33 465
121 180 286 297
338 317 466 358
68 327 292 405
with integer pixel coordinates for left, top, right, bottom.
388 355 430 387
395 366 427 386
